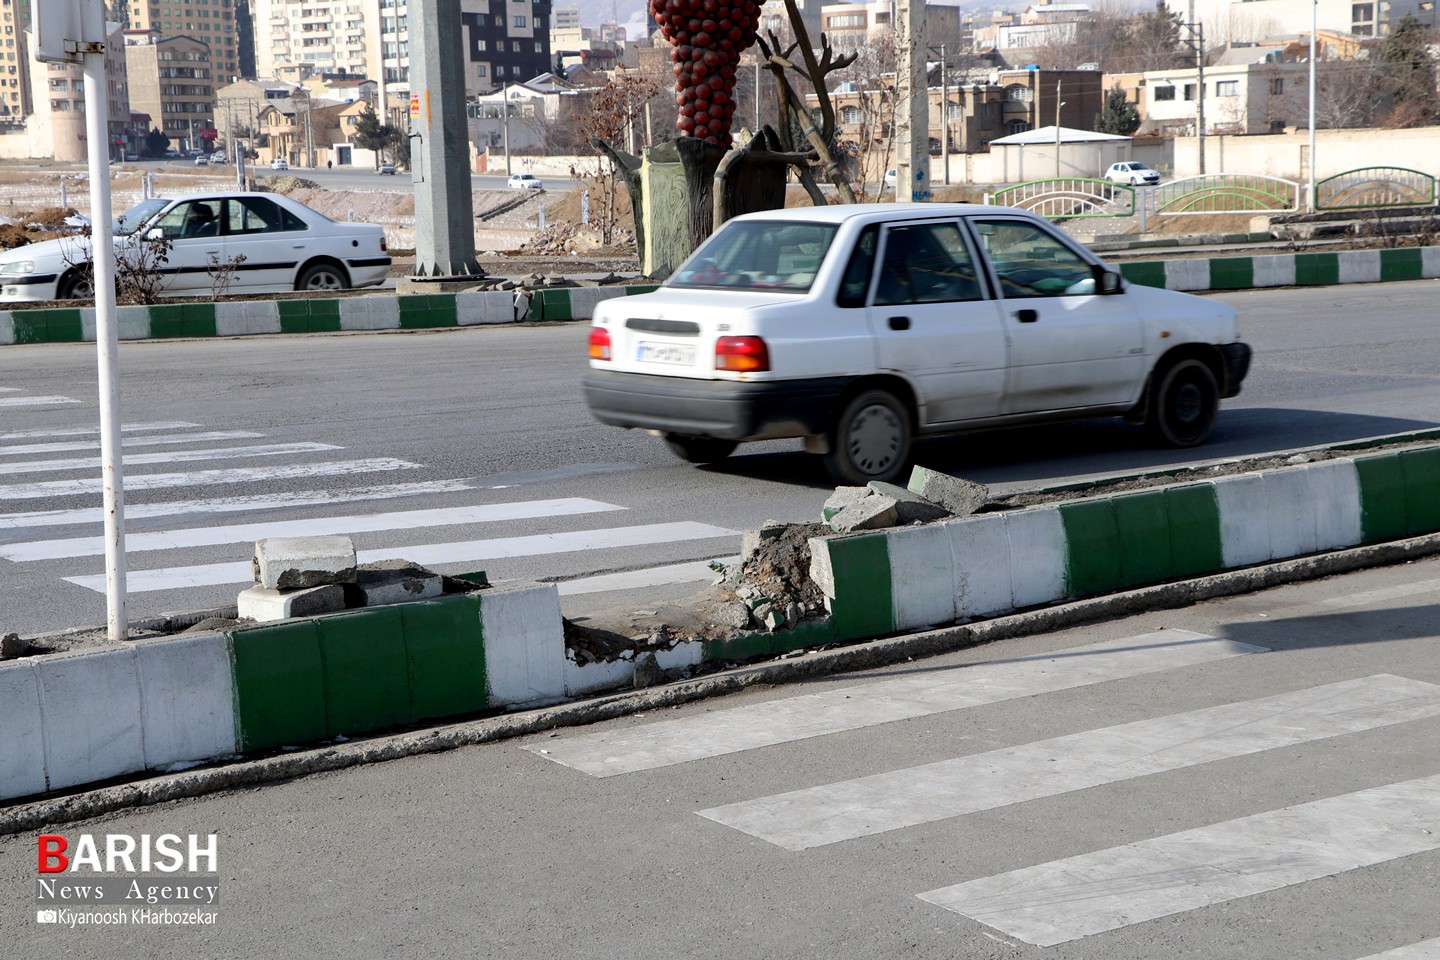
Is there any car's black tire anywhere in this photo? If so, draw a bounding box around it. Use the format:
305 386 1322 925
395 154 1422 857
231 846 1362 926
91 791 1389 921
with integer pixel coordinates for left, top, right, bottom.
1146 358 1219 447
57 267 95 300
823 388 911 484
662 434 738 464
295 262 349 292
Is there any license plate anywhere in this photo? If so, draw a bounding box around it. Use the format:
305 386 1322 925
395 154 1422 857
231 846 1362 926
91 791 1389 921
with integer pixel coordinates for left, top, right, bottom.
636 341 696 366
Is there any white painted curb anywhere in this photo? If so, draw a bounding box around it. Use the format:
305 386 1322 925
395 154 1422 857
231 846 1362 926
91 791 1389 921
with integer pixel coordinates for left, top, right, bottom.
133 633 238 769
215 301 282 337
480 582 568 708
33 647 146 792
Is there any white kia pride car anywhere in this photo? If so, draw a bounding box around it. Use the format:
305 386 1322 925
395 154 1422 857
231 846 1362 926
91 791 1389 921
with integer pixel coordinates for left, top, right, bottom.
0 192 391 302
583 204 1250 484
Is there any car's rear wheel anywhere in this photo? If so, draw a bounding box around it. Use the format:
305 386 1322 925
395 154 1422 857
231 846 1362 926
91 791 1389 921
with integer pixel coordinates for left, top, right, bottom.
57 267 95 300
823 388 911 484
1146 358 1219 447
295 262 349 292
662 434 738 464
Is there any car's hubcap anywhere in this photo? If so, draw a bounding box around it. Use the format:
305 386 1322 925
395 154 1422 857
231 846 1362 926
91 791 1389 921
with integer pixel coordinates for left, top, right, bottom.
308 273 341 290
1173 382 1203 424
847 404 902 474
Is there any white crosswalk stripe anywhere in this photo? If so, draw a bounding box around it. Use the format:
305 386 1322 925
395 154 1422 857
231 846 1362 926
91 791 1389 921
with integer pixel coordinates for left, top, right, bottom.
0 499 627 560
917 774 1440 946
526 631 1267 777
0 458 421 500
0 421 198 441
0 395 80 407
698 674 1440 850
1354 940 1440 960
0 441 341 475
0 430 265 456
62 521 739 593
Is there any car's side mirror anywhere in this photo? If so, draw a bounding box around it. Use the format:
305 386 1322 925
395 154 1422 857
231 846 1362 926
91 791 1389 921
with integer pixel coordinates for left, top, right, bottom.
1091 263 1123 295
145 227 165 241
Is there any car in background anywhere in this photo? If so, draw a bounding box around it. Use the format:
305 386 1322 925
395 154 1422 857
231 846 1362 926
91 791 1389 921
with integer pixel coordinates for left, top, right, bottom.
1105 161 1162 186
377 162 396 175
123 152 139 162
0 192 392 303
271 158 290 170
582 203 1250 484
508 172 543 190
208 153 227 165
194 154 210 166
884 169 897 189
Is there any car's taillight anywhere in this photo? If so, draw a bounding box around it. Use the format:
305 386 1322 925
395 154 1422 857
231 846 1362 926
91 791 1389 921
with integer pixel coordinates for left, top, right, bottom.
715 336 769 372
380 237 387 252
588 326 612 361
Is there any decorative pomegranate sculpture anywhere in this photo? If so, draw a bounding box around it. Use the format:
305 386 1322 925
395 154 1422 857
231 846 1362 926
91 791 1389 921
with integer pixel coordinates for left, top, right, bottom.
651 0 761 147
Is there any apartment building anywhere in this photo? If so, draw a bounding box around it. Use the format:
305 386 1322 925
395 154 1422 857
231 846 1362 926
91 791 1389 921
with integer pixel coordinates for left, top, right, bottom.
125 0 241 85
125 30 216 152
1142 59 1311 135
252 0 373 80
17 22 132 161
818 0 964 52
0 0 31 121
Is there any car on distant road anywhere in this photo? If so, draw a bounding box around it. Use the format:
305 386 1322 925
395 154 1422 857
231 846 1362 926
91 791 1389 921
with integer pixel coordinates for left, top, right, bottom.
123 152 139 162
1105 161 1162 186
508 172 543 190
377 162 397 175
209 153 228 165
583 203 1251 483
0 192 392 303
194 154 210 166
271 158 289 170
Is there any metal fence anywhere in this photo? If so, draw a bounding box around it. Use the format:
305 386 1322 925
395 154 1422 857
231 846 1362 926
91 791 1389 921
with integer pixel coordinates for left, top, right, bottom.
1315 167 1437 211
985 178 1135 219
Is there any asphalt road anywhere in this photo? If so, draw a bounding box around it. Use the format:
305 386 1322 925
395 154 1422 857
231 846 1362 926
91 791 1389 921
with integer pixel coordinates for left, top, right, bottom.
3 555 1437 960
139 157 578 194
2 281 1439 640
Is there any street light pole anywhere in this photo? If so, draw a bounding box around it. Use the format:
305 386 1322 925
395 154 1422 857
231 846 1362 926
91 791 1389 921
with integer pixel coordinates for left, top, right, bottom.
1054 80 1064 178
1308 0 1317 211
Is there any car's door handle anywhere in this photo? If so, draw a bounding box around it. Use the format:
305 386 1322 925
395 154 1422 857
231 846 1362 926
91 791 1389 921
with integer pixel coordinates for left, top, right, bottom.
1015 309 1039 323
888 316 910 331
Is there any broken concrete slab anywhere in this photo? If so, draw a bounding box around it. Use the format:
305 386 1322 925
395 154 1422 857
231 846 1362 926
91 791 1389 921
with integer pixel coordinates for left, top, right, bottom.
237 584 346 622
252 536 357 590
341 560 444 608
1 632 27 660
741 520 791 563
907 466 988 517
867 481 953 523
822 486 872 522
829 495 899 532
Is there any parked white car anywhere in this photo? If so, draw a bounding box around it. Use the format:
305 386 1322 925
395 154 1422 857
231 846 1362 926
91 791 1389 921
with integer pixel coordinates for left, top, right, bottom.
1105 161 1162 185
271 158 290 170
508 173 544 190
0 192 392 302
583 204 1251 483
208 153 228 165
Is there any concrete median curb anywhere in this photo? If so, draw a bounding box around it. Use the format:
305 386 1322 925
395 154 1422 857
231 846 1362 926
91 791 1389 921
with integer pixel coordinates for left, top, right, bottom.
1117 244 1440 291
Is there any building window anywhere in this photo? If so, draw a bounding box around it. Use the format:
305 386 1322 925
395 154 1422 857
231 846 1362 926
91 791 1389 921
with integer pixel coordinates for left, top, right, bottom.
839 105 861 124
1006 120 1030 135
1270 77 1284 95
513 14 525 26
1154 85 1175 101
1183 83 1198 101
1216 80 1238 96
476 64 487 77
1005 83 1031 102
1352 3 1374 21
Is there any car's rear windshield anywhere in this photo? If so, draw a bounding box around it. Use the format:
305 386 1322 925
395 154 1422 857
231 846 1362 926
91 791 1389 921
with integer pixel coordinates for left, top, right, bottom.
668 221 838 293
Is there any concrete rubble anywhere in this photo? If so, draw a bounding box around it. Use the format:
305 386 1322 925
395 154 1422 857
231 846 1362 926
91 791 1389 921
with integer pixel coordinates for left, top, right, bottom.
239 537 455 623
252 535 357 590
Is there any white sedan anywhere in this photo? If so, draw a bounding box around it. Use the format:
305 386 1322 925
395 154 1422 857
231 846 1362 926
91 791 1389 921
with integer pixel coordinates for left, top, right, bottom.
508 173 543 190
0 192 392 302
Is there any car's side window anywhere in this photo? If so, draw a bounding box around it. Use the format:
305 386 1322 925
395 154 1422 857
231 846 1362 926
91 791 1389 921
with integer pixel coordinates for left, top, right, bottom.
874 222 982 307
154 200 223 240
836 225 878 308
972 219 1095 299
225 197 290 236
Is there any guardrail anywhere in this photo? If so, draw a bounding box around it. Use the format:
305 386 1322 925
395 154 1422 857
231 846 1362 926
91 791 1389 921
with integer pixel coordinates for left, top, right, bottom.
1315 166 1438 211
985 178 1135 219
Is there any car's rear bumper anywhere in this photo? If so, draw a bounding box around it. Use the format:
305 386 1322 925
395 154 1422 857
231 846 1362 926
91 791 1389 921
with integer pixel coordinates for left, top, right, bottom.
1219 341 1252 398
582 369 852 441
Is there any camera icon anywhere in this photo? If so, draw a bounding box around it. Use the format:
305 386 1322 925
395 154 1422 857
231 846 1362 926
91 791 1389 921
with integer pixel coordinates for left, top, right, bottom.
36 909 58 924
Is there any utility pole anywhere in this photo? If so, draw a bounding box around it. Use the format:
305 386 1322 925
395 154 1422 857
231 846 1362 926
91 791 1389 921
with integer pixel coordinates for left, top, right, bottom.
939 43 949 186
895 0 929 202
1054 78 1064 178
1186 2 1206 174
502 84 511 176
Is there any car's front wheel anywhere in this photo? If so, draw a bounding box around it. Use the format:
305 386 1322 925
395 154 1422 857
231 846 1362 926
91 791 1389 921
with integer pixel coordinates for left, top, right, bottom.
663 434 737 464
823 388 911 484
57 267 95 300
295 262 349 292
1146 358 1219 447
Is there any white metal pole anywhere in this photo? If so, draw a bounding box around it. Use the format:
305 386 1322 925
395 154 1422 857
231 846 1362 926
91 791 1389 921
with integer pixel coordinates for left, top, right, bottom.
1308 0 1317 211
83 47 127 644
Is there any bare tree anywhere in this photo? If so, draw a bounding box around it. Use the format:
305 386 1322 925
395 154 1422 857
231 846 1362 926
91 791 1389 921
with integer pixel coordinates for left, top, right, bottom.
572 74 661 244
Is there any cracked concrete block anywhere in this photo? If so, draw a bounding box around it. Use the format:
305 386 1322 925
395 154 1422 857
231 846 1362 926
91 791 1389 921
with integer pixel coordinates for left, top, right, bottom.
867 481 953 523
341 560 444 608
829 495 899 532
238 584 346 622
907 466 988 517
822 486 872 522
252 536 357 589
741 519 791 562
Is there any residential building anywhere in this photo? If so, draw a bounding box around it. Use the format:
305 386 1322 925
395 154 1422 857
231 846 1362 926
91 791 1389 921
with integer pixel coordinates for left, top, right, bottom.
456 0 555 95
0 0 31 121
124 30 216 152
124 0 241 85
215 76 295 143
818 0 965 51
552 6 580 30
17 22 132 161
993 2 1090 52
1187 0 1434 43
1142 59 1310 135
251 0 372 81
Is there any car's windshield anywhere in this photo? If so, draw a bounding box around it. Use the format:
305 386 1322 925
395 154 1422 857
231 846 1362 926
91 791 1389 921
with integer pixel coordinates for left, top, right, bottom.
669 221 838 293
116 199 169 235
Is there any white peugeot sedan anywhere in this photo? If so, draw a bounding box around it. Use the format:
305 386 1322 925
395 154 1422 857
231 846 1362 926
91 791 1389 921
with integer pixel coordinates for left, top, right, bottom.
508 173 544 190
583 204 1251 484
0 192 391 302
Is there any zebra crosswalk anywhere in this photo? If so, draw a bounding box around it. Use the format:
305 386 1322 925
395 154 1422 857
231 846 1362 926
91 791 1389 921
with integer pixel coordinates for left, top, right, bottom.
527 628 1440 954
0 390 739 620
